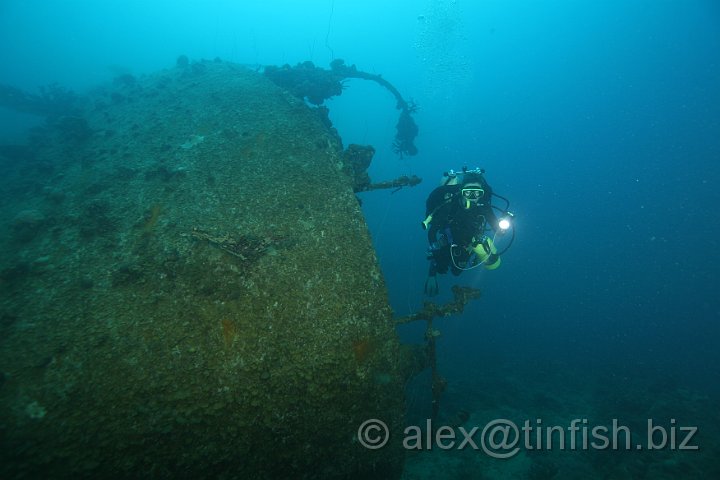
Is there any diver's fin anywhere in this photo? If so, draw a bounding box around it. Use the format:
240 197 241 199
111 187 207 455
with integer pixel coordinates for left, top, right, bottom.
424 268 439 297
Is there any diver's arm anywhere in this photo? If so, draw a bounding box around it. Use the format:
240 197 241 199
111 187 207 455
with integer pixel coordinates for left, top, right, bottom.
426 203 451 243
427 225 438 244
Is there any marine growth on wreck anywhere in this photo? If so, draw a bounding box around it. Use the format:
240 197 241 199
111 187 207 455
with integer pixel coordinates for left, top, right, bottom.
0 59 412 479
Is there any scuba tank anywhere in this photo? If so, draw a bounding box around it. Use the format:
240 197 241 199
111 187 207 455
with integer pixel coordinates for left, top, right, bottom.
471 236 501 270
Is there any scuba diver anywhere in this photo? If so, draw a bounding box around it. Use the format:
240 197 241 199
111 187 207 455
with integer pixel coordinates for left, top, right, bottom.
422 167 514 296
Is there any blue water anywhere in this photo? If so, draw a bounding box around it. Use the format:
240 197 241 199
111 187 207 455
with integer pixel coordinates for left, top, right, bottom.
331 0 720 392
2 0 719 475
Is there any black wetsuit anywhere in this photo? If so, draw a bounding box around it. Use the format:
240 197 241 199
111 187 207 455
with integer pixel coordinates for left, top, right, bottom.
426 184 499 275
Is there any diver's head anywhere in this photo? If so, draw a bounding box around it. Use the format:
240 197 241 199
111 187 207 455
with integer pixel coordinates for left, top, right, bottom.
459 181 485 209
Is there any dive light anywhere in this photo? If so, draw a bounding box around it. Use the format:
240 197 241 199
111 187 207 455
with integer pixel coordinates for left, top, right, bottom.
498 211 514 231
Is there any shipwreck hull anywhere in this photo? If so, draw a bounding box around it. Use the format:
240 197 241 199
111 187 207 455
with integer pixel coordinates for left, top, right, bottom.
0 61 404 478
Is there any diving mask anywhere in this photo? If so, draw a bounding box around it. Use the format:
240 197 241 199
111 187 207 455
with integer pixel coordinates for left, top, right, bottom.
461 187 484 200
